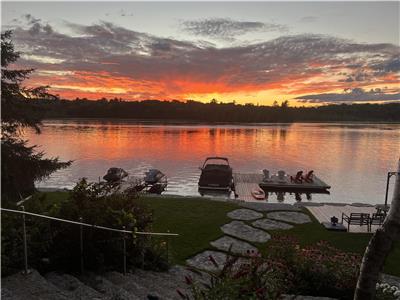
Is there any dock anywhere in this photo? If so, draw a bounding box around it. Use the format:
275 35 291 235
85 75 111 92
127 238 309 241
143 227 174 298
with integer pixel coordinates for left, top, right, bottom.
233 173 263 202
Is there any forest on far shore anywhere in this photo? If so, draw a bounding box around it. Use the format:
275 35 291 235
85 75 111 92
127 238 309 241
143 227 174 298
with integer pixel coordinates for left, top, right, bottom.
33 98 400 123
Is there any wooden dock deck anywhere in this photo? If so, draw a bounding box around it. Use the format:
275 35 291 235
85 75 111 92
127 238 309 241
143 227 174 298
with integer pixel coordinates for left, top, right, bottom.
305 204 378 233
233 173 264 202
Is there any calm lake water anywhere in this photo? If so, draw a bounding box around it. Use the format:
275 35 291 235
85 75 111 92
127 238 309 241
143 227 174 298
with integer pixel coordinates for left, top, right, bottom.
25 120 400 205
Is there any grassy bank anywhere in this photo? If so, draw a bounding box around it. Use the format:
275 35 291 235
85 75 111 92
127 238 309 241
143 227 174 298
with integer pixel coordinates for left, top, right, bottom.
33 192 400 276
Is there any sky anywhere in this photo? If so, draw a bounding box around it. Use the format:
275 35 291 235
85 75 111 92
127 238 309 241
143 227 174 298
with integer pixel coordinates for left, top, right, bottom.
2 1 400 105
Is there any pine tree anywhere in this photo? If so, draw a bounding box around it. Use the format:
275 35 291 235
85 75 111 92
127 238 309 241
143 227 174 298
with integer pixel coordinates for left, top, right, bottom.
1 30 71 203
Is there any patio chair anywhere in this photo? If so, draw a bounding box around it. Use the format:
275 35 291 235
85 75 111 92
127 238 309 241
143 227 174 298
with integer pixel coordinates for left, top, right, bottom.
370 213 386 228
303 170 314 183
341 212 371 232
290 171 303 183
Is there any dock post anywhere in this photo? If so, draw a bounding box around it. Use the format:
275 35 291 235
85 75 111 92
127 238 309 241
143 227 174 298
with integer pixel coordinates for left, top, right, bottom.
79 217 84 274
21 206 30 275
122 226 126 275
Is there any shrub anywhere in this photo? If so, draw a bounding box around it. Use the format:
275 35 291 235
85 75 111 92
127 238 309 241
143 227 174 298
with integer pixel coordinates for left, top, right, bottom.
180 237 362 299
267 236 361 299
178 250 286 299
1 179 169 275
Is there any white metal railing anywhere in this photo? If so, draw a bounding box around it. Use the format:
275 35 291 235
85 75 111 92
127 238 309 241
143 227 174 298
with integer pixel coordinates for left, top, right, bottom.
1 206 178 275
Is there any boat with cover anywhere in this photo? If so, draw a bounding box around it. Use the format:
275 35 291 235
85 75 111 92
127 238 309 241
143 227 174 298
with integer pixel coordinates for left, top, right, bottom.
198 157 233 191
103 168 128 182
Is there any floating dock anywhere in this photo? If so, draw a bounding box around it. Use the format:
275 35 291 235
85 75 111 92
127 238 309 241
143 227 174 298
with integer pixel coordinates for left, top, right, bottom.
233 172 330 202
259 174 331 192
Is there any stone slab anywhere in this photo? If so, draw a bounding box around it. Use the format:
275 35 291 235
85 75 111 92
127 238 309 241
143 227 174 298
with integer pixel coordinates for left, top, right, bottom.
210 236 258 255
252 218 294 230
240 202 301 212
186 250 228 271
221 221 271 243
266 211 311 224
227 209 263 221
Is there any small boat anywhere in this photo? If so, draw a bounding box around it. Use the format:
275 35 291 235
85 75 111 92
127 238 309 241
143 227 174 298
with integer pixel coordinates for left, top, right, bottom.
144 169 166 185
198 157 233 191
144 169 167 194
103 168 128 182
251 187 265 200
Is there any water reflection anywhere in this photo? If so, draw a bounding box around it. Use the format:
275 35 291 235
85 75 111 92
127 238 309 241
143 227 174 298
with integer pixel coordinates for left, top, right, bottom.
24 120 400 205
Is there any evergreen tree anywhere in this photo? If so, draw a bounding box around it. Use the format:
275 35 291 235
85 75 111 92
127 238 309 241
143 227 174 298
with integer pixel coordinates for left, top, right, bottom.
1 31 71 203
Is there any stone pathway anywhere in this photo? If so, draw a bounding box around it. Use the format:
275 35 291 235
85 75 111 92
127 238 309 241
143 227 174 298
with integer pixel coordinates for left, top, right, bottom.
227 208 263 220
221 221 271 243
186 204 311 273
266 211 311 224
210 236 257 254
252 218 294 230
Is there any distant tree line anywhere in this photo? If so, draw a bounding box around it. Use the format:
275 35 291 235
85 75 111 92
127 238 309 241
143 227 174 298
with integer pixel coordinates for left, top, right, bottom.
32 98 400 122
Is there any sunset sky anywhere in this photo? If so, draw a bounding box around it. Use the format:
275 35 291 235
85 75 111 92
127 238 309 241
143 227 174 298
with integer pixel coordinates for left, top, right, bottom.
2 1 400 105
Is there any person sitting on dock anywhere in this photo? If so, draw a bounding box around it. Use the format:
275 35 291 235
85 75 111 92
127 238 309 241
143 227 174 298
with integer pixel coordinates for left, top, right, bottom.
303 170 314 183
290 171 303 183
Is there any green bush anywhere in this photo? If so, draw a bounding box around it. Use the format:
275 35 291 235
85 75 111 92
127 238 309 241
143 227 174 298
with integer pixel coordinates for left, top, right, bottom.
1 179 169 275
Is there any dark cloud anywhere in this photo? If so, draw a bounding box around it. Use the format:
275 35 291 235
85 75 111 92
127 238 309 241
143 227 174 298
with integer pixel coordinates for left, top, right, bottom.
371 57 400 73
24 13 41 25
339 71 370 83
180 18 288 41
7 17 400 98
296 88 400 103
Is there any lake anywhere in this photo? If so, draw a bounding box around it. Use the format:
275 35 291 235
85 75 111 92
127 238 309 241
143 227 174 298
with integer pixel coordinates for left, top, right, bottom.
25 120 400 205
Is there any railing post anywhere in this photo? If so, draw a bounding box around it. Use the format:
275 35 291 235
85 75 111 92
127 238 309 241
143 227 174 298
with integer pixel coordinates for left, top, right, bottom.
122 226 126 275
21 206 30 275
166 230 170 263
79 217 84 274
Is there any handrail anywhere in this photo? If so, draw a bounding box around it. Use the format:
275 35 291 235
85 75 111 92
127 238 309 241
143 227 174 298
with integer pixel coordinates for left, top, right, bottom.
0 208 179 237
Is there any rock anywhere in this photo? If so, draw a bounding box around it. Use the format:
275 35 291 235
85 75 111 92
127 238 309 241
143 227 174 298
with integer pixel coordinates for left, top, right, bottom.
240 203 301 212
227 209 263 221
281 295 338 300
45 272 104 299
252 218 294 230
186 250 228 271
221 221 271 243
266 211 311 224
1 269 70 300
381 273 400 289
210 236 257 254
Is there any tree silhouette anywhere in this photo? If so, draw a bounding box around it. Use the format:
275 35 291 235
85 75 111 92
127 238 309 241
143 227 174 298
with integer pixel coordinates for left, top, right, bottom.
1 31 71 203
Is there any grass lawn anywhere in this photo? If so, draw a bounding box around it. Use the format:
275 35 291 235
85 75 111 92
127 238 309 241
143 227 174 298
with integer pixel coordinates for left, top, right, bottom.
37 192 400 276
137 196 400 276
136 196 237 265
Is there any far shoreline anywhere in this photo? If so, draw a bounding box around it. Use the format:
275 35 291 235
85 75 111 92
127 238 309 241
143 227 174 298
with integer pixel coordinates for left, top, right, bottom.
42 117 400 125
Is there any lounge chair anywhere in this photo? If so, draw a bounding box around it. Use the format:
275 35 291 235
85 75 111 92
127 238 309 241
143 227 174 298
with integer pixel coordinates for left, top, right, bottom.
262 169 271 182
303 170 314 183
341 213 371 232
277 170 286 183
290 171 303 183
